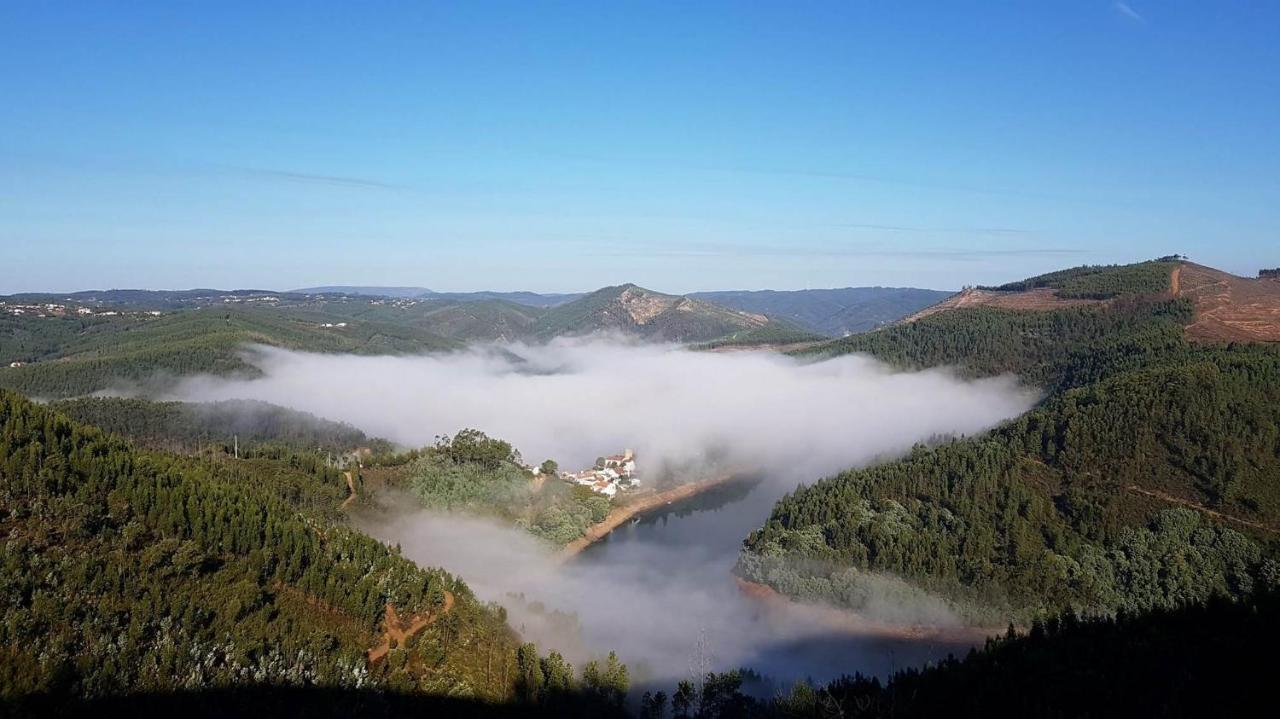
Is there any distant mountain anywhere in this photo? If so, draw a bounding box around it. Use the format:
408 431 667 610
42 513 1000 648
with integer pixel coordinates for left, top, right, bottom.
532 283 791 343
690 287 953 336
409 299 545 342
421 291 582 308
292 285 434 298
291 286 581 307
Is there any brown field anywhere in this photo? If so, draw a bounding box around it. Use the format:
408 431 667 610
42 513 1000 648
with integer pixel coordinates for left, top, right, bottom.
903 287 1102 323
1175 263 1280 343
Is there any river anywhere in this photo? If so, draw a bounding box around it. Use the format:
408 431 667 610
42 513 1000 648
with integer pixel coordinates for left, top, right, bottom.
565 473 982 689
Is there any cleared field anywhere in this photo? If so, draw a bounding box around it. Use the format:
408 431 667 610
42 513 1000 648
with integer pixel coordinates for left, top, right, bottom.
902 287 1103 323
1177 263 1280 343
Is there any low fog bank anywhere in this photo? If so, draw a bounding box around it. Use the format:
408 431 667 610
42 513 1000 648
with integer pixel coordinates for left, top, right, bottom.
359 494 979 687
171 336 1036 483
171 337 1037 684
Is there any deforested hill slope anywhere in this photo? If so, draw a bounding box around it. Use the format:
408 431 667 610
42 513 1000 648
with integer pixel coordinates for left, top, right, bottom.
532 283 784 342
0 389 526 705
901 259 1179 323
1175 262 1280 342
744 258 1280 624
691 287 953 336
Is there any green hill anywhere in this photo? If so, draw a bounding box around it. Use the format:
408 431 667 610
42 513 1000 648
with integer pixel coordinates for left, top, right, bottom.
740 260 1280 623
691 287 953 336
0 389 522 702
532 284 788 343
0 307 460 398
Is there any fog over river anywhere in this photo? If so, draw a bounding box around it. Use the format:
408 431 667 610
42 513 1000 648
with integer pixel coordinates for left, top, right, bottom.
172 337 1037 685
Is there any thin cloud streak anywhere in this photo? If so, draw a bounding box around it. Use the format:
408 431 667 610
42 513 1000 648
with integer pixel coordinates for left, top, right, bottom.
1114 2 1145 23
218 165 405 190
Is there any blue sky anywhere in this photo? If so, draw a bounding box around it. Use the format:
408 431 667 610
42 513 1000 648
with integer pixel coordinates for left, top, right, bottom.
2 1 1277 293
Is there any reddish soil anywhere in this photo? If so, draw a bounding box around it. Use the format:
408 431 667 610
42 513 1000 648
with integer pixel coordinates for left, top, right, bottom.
340 470 357 511
903 287 1103 323
366 590 455 664
1175 263 1280 343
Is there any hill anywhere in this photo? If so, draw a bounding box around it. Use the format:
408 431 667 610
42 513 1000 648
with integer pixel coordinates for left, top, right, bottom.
47 396 392 456
901 259 1179 323
691 287 952 336
0 390 526 703
1175 262 1280 342
740 259 1280 623
532 284 788 343
0 307 460 398
292 285 435 298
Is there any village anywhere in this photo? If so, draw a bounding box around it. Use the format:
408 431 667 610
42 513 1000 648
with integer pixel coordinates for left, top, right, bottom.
549 449 640 499
0 300 164 319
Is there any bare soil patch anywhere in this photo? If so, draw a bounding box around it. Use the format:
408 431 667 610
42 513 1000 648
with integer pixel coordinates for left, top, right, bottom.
1176 263 1280 343
903 287 1103 323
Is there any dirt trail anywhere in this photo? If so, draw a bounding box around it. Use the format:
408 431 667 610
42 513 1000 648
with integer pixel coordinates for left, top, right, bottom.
366 590 455 664
1125 485 1278 535
340 471 356 511
557 473 744 561
1169 264 1182 295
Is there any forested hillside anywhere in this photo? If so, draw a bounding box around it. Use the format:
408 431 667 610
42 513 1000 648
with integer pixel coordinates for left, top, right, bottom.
691 287 952 336
48 397 392 456
0 390 620 711
741 261 1280 622
0 308 460 398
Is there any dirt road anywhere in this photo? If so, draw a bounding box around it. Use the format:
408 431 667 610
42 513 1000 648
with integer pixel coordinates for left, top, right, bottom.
1126 485 1278 535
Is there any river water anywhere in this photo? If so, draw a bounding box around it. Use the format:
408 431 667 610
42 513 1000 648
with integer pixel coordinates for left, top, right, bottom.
566 474 978 688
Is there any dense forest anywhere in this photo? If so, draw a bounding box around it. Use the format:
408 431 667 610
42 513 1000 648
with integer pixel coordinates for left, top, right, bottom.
976 259 1178 299
0 391 629 714
743 262 1280 622
0 308 460 398
397 429 612 546
48 397 393 456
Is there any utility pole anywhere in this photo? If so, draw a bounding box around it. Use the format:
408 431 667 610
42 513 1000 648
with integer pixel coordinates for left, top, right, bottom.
234 434 239 459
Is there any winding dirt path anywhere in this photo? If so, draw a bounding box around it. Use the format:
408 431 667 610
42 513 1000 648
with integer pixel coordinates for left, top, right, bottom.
366 590 455 664
1125 485 1278 535
340 470 357 511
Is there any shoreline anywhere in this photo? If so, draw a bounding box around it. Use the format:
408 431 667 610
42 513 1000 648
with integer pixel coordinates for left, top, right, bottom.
558 471 744 560
734 577 1003 645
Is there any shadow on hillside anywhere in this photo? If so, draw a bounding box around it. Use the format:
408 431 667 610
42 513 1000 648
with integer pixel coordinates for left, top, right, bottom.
2 687 593 719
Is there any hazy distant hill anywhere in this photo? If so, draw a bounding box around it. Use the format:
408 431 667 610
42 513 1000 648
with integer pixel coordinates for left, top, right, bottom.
691 287 952 336
292 285 435 298
532 283 793 342
292 286 581 307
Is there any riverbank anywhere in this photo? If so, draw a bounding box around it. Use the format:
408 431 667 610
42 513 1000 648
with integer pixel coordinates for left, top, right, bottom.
558 472 745 560
735 577 1002 645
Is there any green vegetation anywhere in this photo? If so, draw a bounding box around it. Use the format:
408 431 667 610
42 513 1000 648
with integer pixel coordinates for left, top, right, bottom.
691 324 826 350
978 259 1177 299
797 297 1193 389
0 308 459 398
405 430 611 545
47 396 391 456
745 263 1280 622
0 389 530 702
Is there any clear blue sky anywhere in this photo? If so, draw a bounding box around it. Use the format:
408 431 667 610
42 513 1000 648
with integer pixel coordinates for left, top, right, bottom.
2 1 1277 293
